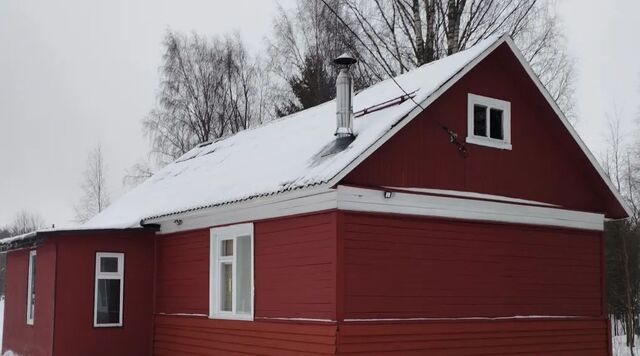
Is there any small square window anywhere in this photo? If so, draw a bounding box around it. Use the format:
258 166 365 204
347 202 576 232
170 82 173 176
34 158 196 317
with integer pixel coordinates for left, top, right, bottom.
467 94 511 150
100 257 119 273
221 240 233 257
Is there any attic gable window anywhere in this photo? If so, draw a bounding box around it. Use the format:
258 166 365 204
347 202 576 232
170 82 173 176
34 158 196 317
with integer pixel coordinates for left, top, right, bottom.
467 94 512 150
210 223 254 320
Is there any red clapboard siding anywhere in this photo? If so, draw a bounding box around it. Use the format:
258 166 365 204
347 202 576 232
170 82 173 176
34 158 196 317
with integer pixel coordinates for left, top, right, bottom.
343 43 625 218
342 212 603 319
154 211 338 320
52 231 155 356
156 229 210 315
255 211 338 320
153 315 337 356
336 318 610 355
2 244 56 356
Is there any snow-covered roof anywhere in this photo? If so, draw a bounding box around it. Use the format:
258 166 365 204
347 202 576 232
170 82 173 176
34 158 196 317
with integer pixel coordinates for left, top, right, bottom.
85 36 506 229
0 225 145 250
86 36 503 229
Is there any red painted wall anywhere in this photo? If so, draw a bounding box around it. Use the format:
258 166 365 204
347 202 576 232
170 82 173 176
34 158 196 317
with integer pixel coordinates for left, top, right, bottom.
51 230 155 356
255 212 338 320
343 43 625 218
154 211 338 320
341 211 603 319
153 315 337 355
336 318 609 355
156 229 210 315
2 244 56 356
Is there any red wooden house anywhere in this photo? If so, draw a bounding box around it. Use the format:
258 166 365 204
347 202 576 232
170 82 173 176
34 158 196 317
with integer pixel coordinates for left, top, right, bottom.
1 35 630 356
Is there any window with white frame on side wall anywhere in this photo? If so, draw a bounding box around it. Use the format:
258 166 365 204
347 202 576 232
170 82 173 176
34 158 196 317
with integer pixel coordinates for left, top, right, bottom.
466 93 512 150
209 223 254 320
94 252 124 327
26 249 36 325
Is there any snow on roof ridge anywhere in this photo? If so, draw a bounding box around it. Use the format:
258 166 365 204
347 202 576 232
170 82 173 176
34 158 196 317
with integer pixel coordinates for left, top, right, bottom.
84 36 503 229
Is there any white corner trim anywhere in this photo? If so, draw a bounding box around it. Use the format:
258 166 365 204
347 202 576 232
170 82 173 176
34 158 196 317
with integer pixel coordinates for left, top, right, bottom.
501 37 632 218
337 186 604 231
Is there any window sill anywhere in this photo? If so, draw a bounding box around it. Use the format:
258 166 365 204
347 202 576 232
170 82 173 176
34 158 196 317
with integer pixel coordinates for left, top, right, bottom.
209 313 254 321
466 136 512 150
93 323 123 328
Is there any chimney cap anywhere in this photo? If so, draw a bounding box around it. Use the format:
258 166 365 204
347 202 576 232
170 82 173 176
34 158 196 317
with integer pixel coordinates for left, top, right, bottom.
333 52 357 66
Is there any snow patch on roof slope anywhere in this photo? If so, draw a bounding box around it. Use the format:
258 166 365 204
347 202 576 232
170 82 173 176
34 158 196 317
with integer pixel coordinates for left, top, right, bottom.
86 37 500 229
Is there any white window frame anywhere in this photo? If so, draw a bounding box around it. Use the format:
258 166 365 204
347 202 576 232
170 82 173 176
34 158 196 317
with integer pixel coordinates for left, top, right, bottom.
26 250 36 325
209 223 254 321
466 93 512 150
93 252 124 327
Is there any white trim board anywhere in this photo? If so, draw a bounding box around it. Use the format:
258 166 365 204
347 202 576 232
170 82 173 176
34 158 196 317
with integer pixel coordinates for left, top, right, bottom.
384 187 559 207
337 186 603 231
151 189 337 234
151 185 603 233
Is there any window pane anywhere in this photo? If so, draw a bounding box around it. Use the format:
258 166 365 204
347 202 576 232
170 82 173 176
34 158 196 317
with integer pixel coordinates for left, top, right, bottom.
236 235 252 314
28 253 36 322
96 279 121 324
221 240 233 257
473 105 487 137
220 263 233 311
100 257 119 273
490 108 504 140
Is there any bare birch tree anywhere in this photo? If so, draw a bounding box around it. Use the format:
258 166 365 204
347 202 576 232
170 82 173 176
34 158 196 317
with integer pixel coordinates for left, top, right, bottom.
268 0 376 115
144 31 269 164
331 0 575 120
75 145 110 223
602 107 640 352
8 210 46 236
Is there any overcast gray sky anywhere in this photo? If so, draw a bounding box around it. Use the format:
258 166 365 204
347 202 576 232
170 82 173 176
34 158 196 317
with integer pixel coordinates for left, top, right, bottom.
0 0 638 228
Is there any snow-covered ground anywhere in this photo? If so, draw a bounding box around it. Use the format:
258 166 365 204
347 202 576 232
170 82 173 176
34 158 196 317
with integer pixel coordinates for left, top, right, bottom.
613 335 640 356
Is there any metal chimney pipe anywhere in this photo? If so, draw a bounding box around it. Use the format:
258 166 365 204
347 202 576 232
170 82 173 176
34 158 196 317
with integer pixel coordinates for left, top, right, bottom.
333 53 357 137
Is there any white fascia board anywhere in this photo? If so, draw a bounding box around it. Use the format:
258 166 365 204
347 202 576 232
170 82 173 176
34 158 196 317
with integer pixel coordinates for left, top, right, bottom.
154 184 603 234
151 188 338 234
501 37 632 218
385 187 559 207
337 186 604 231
